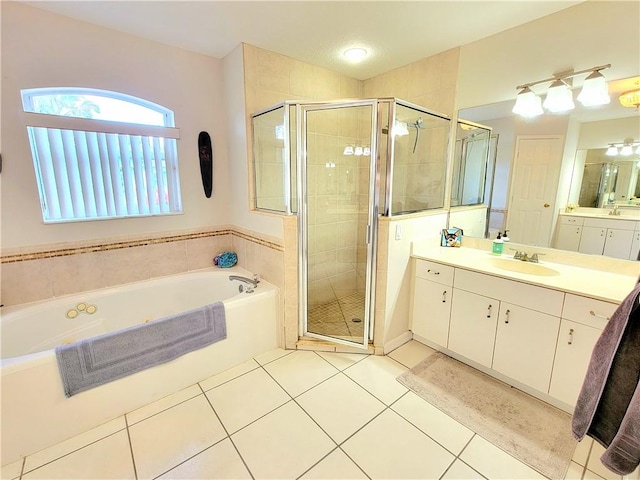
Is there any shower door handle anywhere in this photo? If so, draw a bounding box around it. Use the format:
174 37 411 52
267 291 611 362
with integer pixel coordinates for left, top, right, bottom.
366 225 372 244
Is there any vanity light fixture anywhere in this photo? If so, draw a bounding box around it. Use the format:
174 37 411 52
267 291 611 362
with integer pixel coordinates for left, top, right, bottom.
513 64 611 117
620 144 634 156
393 120 410 136
605 140 640 157
343 145 354 155
606 144 619 156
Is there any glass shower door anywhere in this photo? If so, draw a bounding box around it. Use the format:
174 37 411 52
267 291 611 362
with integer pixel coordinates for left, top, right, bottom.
298 101 377 349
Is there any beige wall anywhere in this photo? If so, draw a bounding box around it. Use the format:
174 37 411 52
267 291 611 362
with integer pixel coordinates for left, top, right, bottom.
1 2 230 249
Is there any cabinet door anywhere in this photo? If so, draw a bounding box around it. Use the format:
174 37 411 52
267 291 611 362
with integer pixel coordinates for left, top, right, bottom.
555 225 582 251
492 303 560 392
603 228 634 259
449 289 499 368
630 231 640 261
411 277 452 346
549 319 602 406
578 226 606 255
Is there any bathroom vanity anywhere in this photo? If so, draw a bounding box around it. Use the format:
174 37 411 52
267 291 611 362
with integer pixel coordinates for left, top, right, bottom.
555 210 640 260
409 243 639 412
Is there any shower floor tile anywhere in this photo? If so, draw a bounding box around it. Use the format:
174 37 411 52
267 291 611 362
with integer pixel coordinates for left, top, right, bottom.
13 341 614 480
307 292 365 340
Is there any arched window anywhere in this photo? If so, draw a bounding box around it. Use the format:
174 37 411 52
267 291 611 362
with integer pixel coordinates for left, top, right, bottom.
21 88 182 222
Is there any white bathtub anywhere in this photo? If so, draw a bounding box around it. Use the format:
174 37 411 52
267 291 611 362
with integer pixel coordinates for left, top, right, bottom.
1 267 279 465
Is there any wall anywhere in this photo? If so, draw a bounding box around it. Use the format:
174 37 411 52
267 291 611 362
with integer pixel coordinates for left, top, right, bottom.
577 116 640 150
1 2 229 249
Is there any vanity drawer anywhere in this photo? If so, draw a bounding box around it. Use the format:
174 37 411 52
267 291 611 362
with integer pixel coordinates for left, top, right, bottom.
454 269 564 316
562 293 618 329
583 217 637 231
560 215 584 226
414 259 454 286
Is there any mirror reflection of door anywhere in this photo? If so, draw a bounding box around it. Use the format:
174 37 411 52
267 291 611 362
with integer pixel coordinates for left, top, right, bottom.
507 135 564 246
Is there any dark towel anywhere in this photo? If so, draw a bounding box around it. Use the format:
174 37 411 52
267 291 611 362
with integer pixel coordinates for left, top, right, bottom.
56 302 226 397
572 282 640 475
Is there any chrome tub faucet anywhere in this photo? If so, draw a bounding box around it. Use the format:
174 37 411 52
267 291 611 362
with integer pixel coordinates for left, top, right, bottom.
229 274 260 293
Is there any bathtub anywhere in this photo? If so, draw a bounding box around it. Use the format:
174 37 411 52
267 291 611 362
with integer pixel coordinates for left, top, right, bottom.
1 267 279 465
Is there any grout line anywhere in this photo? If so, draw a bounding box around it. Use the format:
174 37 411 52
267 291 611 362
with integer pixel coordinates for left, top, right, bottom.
18 457 25 480
198 383 255 480
126 388 202 427
124 415 139 480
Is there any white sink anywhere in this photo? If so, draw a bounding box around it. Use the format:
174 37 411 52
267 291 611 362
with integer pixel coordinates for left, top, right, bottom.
489 257 560 276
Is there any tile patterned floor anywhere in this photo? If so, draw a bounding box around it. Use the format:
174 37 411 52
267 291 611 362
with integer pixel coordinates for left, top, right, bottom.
1 341 628 480
307 292 365 340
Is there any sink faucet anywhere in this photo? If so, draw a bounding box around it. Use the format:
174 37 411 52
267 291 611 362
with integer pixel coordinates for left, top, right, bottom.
229 274 260 293
609 204 620 216
510 249 544 263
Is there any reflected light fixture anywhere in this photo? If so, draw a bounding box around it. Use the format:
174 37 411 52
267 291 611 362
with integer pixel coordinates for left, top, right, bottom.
606 144 619 156
513 64 610 117
605 140 640 157
343 145 354 155
393 120 409 136
343 47 367 63
619 88 640 110
620 144 634 156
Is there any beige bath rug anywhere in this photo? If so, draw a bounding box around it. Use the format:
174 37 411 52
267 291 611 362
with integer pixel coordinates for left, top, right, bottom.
397 352 576 480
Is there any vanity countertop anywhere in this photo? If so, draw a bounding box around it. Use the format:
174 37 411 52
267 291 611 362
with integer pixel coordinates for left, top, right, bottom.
411 244 639 304
560 211 640 221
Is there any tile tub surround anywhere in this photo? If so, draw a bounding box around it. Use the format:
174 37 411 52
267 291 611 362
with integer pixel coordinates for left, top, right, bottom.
1 226 284 308
3 342 629 480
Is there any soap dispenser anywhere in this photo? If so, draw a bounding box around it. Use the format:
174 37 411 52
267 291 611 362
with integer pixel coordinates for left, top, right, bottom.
502 230 510 242
492 232 504 255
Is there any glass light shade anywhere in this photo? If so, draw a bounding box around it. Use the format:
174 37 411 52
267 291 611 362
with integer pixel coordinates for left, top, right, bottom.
577 71 610 106
512 87 543 117
393 120 409 136
619 89 640 108
620 144 633 156
606 145 619 156
343 48 367 62
343 145 354 155
363 146 371 156
354 146 364 156
543 80 575 112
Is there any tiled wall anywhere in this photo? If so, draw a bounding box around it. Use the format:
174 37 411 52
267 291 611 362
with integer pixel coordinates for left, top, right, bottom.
1 227 284 322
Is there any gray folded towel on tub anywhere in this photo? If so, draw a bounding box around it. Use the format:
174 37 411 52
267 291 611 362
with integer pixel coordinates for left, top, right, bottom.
55 302 227 397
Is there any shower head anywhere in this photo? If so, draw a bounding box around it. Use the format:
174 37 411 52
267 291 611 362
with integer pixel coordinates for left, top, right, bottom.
407 117 424 129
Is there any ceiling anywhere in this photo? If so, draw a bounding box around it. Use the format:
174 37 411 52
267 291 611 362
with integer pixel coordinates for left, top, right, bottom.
21 0 583 80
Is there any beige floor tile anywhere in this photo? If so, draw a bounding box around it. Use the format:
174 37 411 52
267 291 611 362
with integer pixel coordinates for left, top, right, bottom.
387 340 436 368
441 459 484 479
342 409 454 479
391 391 474 455
587 442 623 480
573 437 594 466
126 385 201 426
316 351 368 370
254 348 291 365
1 460 23 480
22 431 134 479
232 401 335 479
23 417 126 473
156 438 251 479
205 367 290 434
263 350 339 397
459 435 546 479
565 461 586 479
584 469 607 480
199 359 260 391
300 448 368 479
297 373 385 443
128 395 227 479
343 355 408 405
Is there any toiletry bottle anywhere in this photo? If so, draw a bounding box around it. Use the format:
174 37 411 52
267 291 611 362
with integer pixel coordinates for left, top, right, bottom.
502 230 510 242
492 232 504 255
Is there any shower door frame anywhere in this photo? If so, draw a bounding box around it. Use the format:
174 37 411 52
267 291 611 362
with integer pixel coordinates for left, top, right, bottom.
296 99 380 349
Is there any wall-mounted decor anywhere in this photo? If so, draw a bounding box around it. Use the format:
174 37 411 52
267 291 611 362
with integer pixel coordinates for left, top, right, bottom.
198 131 213 198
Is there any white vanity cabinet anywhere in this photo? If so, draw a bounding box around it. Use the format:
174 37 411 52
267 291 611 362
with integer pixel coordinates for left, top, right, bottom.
449 288 499 368
492 303 560 392
410 260 454 346
548 294 617 406
629 230 640 261
577 218 637 259
556 215 583 251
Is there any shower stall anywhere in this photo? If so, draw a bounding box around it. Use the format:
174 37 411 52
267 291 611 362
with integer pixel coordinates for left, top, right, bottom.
252 99 451 349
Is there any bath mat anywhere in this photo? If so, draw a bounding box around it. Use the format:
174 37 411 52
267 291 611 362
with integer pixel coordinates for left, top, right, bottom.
397 352 576 480
56 302 226 397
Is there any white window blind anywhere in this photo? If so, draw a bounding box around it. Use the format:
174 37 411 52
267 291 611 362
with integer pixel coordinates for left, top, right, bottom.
21 88 182 223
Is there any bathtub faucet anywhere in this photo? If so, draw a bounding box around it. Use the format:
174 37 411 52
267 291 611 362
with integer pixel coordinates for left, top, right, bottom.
229 274 260 293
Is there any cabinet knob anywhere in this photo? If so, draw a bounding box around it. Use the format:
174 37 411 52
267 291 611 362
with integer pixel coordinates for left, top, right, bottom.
505 309 510 323
487 304 492 318
589 310 610 321
427 269 440 275
442 290 447 303
568 328 574 345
